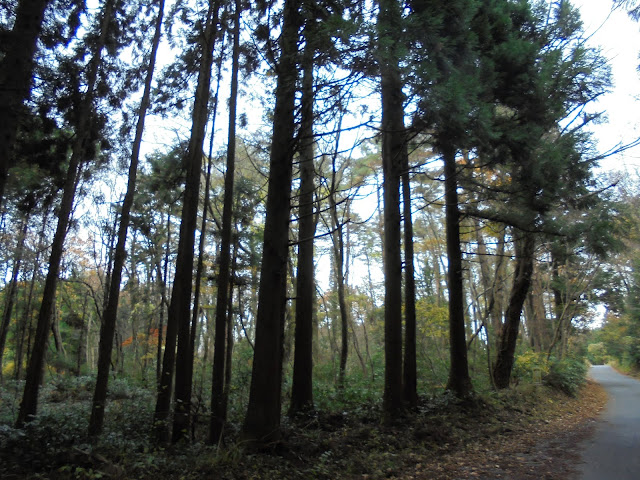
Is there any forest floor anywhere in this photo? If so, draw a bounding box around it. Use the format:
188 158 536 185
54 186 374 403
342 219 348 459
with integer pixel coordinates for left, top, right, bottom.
0 380 607 479
406 380 607 479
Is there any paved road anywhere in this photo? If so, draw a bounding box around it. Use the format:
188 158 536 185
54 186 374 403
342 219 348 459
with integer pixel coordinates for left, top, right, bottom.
578 365 640 479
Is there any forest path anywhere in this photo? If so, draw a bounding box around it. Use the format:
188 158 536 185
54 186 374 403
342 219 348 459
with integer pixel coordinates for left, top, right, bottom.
578 365 640 479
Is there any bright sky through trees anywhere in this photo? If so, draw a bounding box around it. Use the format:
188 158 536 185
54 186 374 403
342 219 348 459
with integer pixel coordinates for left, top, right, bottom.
577 0 640 171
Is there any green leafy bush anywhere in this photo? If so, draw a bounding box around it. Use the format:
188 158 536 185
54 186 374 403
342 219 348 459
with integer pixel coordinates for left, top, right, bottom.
43 375 96 403
543 357 588 397
512 351 550 384
587 342 608 365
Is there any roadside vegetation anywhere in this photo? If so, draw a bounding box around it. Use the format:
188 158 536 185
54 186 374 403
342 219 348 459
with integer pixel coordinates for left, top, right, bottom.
0 357 596 479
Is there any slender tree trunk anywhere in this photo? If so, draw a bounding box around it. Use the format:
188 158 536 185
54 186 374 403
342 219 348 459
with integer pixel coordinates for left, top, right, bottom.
289 11 316 416
160 0 221 444
493 229 507 333
327 151 349 389
526 265 549 352
474 220 492 321
191 25 224 399
443 146 473 398
493 232 535 389
156 213 171 384
242 0 299 444
51 309 64 356
0 0 52 207
89 0 165 437
21 214 46 373
330 192 349 389
15 217 45 381
402 146 418 408
220 237 238 435
209 0 241 445
16 0 115 427
76 295 89 376
549 249 565 357
378 0 405 419
0 214 29 383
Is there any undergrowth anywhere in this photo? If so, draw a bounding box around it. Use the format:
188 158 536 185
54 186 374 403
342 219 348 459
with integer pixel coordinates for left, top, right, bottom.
0 375 589 480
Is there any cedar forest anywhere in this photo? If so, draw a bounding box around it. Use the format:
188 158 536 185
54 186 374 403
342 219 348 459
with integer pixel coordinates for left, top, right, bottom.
1 0 640 477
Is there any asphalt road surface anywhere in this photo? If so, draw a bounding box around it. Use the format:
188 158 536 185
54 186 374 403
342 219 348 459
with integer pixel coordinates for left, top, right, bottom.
578 365 640 479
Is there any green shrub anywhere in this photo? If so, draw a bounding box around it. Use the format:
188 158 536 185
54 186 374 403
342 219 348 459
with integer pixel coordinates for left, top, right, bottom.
543 357 588 397
587 342 608 365
512 351 550 384
43 375 95 403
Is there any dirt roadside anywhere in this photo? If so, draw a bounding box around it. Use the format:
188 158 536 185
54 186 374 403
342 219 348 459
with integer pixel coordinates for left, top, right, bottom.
410 380 607 480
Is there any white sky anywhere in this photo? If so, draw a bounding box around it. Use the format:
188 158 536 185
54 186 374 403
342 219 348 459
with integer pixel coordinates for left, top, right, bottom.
575 0 640 173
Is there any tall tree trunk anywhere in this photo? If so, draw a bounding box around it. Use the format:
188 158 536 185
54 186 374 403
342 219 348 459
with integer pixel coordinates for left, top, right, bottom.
242 0 299 444
191 22 224 402
209 0 241 445
220 236 238 436
329 183 349 389
88 0 165 437
0 0 52 208
443 146 473 398
156 213 171 384
402 147 418 408
16 0 115 427
378 0 405 420
493 232 535 389
289 10 316 416
0 214 29 383
164 0 222 444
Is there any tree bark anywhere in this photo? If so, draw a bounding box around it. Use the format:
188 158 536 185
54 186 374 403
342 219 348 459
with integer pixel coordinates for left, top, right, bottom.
493 232 536 389
209 0 241 445
526 264 549 352
221 236 239 427
289 13 316 415
242 0 299 444
157 0 221 444
402 146 418 408
329 179 349 389
156 213 171 384
378 0 405 420
16 0 115 428
88 0 165 437
51 310 65 356
443 146 473 398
